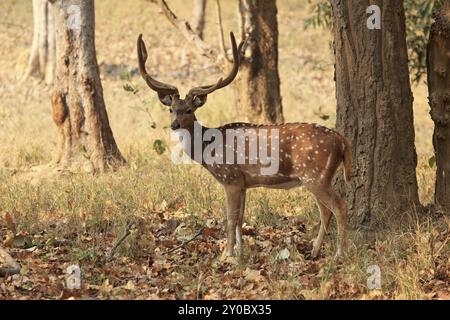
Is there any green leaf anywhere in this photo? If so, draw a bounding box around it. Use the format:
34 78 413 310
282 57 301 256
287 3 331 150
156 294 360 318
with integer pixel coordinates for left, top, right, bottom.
428 155 436 168
123 83 135 93
153 139 166 155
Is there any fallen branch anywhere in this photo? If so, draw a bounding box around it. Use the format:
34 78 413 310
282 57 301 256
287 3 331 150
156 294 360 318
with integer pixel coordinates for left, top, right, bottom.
107 222 135 262
0 246 20 277
163 228 204 255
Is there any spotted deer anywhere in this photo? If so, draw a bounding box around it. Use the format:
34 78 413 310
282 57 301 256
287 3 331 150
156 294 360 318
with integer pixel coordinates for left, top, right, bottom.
137 32 352 259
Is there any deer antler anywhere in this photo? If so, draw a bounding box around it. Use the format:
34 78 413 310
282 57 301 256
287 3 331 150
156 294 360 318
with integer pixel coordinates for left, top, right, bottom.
188 32 244 97
137 34 179 96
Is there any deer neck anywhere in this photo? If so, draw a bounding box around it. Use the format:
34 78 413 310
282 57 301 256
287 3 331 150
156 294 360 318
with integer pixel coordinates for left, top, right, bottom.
181 118 211 166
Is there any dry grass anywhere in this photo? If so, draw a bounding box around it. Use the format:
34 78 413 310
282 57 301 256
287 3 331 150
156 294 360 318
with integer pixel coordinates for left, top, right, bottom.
0 0 448 300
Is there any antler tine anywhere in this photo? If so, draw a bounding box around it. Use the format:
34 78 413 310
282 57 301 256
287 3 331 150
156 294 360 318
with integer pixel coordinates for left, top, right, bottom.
137 34 179 96
188 32 243 97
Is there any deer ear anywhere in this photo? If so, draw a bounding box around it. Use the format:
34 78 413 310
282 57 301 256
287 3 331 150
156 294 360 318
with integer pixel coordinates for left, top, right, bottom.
158 93 173 106
193 95 207 108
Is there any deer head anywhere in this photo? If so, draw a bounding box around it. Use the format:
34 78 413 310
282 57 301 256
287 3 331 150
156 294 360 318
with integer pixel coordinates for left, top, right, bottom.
137 32 244 130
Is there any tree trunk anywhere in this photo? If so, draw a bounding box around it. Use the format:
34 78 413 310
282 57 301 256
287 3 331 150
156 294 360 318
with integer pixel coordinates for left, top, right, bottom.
51 0 125 173
23 0 56 85
427 1 450 214
331 1 419 224
235 0 284 124
192 0 207 40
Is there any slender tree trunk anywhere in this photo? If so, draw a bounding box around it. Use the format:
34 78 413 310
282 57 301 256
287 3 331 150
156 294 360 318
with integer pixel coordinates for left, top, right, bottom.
192 0 207 40
235 0 284 124
51 0 125 173
24 0 56 85
331 1 419 224
427 1 450 214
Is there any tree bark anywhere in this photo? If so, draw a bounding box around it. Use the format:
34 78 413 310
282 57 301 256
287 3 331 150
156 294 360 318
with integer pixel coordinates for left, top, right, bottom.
51 0 125 173
192 0 207 40
427 1 450 214
331 1 419 224
23 0 56 85
235 0 284 124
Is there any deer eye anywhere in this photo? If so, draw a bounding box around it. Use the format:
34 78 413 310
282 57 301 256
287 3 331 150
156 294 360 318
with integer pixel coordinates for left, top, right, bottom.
169 109 173 113
186 109 192 114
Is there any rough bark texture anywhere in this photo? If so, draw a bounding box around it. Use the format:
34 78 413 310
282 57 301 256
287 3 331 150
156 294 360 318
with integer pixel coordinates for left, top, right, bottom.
235 0 284 124
51 0 124 172
427 1 450 214
331 1 419 224
24 0 56 85
192 0 207 40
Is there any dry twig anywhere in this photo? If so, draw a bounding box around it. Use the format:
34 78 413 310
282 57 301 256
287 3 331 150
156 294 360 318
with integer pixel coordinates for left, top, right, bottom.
107 222 135 262
163 228 204 255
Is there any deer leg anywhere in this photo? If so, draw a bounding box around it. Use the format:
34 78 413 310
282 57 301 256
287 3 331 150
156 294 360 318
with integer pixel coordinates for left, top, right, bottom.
224 185 244 257
311 200 333 259
311 187 347 258
235 189 246 257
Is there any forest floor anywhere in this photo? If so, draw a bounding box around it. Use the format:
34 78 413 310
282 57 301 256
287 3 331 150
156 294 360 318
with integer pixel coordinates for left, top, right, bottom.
0 0 448 299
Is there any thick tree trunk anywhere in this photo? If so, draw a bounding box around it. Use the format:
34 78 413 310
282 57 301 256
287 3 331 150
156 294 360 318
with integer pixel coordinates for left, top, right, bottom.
192 0 207 40
427 1 450 214
235 0 284 124
51 0 124 173
331 1 419 224
24 0 56 85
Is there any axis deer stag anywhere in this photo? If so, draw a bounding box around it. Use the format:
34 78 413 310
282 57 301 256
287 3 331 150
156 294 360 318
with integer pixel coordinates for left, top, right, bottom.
137 32 352 259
